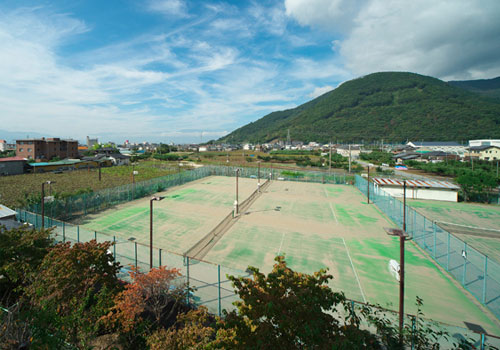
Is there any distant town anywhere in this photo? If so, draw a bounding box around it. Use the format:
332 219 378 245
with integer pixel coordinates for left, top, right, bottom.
0 135 499 176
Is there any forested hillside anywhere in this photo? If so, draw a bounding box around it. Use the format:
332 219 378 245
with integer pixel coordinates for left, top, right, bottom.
448 76 500 101
219 72 500 143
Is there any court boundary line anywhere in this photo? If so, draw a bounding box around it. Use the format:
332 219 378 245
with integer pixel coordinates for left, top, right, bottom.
277 232 286 255
342 237 367 303
323 187 339 224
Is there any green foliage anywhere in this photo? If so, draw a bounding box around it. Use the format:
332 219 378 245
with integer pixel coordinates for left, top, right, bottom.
26 240 122 346
219 72 500 143
270 150 321 156
0 150 15 158
457 171 498 202
0 226 53 304
49 156 61 162
361 151 395 166
153 153 180 161
222 256 372 349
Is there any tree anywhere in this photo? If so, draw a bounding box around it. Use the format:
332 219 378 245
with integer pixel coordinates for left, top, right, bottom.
147 306 216 350
106 266 187 333
26 240 122 346
221 255 380 349
457 171 497 202
0 225 53 304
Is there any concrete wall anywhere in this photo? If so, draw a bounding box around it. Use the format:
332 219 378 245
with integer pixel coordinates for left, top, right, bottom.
375 185 458 202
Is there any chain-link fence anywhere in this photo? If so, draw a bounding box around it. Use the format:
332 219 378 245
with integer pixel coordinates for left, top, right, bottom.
26 165 351 221
355 174 500 323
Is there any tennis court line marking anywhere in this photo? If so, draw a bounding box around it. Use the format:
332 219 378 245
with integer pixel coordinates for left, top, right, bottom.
278 232 286 255
323 188 339 224
342 237 366 303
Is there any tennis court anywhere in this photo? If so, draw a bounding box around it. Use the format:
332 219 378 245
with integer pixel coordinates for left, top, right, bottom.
79 176 258 254
204 181 500 333
408 199 500 263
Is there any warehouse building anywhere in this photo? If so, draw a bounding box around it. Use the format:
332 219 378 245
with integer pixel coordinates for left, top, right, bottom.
0 156 27 175
372 177 460 202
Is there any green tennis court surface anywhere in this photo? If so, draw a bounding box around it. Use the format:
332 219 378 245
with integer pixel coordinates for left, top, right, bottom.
408 199 500 263
78 176 499 333
204 181 500 333
79 176 258 254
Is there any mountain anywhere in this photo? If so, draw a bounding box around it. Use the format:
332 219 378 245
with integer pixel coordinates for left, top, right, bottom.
0 129 46 143
448 77 500 101
219 72 500 144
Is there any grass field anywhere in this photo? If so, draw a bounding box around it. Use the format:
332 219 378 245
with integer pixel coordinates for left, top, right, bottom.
78 176 500 333
408 199 500 263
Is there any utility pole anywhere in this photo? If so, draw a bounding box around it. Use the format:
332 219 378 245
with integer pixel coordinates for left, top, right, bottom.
348 144 352 173
329 141 332 173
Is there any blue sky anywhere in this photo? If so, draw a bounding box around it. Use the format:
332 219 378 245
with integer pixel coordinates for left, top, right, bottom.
1 0 499 144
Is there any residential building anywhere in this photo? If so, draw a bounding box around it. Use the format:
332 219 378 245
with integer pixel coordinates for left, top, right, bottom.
0 156 26 175
16 137 78 161
468 145 500 161
406 141 466 155
336 145 361 159
0 140 16 152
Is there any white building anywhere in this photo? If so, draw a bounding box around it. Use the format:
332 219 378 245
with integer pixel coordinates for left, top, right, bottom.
469 139 500 148
406 141 466 156
372 177 460 202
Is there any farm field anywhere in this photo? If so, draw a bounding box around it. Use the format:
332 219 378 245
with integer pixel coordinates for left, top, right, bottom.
0 161 180 209
408 199 500 263
76 176 500 333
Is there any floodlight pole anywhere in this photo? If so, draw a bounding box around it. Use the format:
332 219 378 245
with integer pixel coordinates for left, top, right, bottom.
329 141 332 173
258 161 261 192
99 162 102 181
150 196 164 269
400 180 407 336
235 169 239 215
41 181 54 230
41 182 46 230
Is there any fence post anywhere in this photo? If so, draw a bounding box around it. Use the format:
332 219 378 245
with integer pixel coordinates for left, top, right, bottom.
63 222 66 243
94 231 97 240
159 248 162 266
483 256 488 304
135 242 138 269
113 236 116 262
77 226 80 243
433 224 437 259
447 231 450 271
481 333 485 350
35 213 38 229
218 264 222 317
411 316 416 350
463 242 467 286
186 257 190 305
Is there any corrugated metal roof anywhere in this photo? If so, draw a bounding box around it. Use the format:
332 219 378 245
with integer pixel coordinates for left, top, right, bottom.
372 177 460 190
0 205 17 219
30 159 81 167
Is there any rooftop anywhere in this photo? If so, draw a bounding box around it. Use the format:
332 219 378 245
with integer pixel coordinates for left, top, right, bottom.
372 177 460 190
0 156 26 162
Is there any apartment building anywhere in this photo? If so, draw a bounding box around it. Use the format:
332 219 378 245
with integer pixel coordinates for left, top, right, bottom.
16 137 79 161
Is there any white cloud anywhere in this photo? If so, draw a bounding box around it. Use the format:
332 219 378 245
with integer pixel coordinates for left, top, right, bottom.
309 85 334 98
147 0 188 17
286 0 500 80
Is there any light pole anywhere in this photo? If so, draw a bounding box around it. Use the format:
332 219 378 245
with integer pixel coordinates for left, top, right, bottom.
235 168 240 215
258 161 261 192
384 180 412 338
150 196 164 269
41 180 55 229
